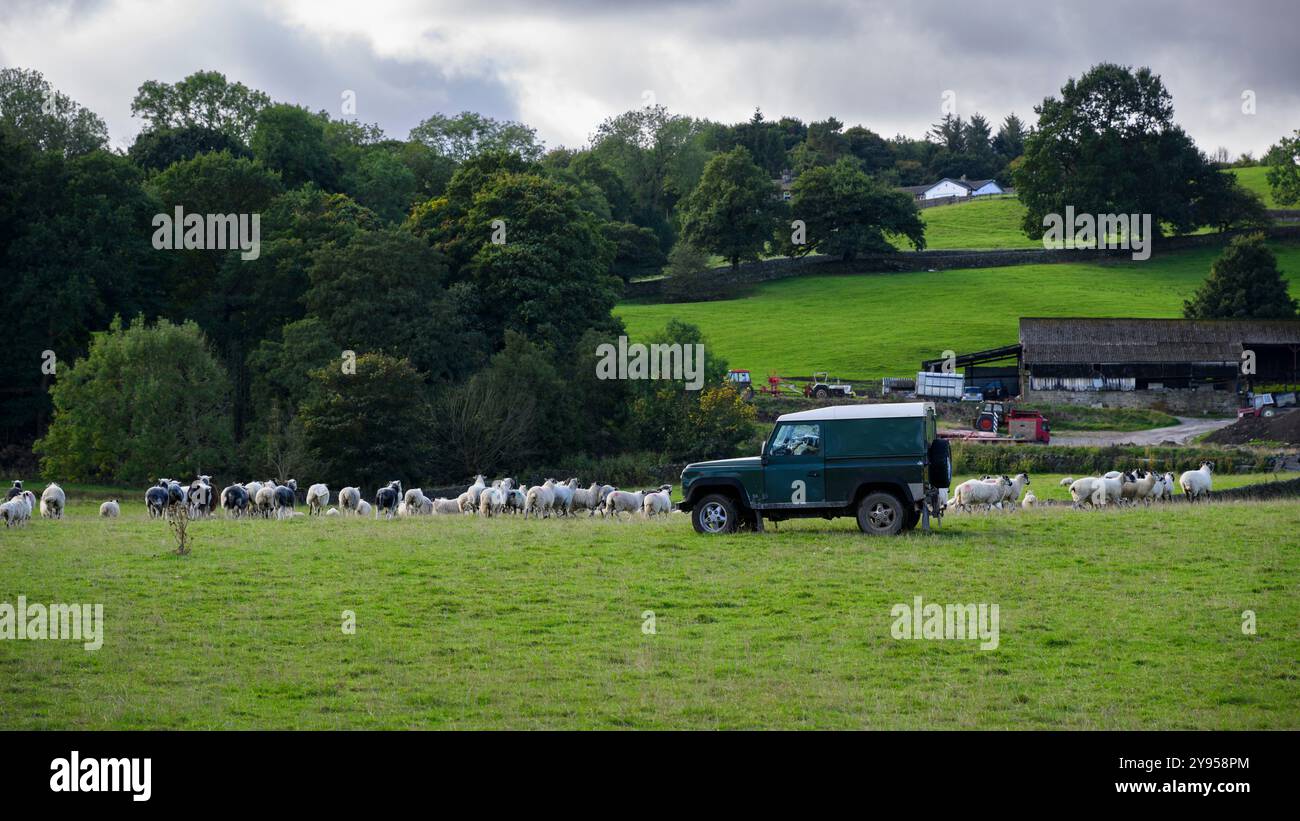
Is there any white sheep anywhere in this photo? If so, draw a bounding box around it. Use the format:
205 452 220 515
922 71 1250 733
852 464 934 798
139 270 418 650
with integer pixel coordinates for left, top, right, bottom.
326 507 340 516
1021 491 1037 509
431 497 463 515
524 480 556 519
306 483 330 515
1068 477 1107 508
642 485 673 518
99 499 120 518
404 488 432 515
552 478 578 516
1154 472 1176 502
254 481 278 518
947 477 1009 512
1179 462 1214 502
504 488 526 514
40 483 66 519
602 488 646 519
479 487 506 517
1058 477 1075 487
465 475 487 508
1122 470 1159 505
356 500 372 517
570 482 603 516
338 486 362 515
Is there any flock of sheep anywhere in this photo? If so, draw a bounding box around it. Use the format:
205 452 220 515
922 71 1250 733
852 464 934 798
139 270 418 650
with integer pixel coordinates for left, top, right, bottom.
946 462 1216 513
0 475 676 525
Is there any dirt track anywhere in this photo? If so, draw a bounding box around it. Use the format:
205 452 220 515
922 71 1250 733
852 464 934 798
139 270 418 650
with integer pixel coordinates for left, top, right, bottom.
1051 416 1237 447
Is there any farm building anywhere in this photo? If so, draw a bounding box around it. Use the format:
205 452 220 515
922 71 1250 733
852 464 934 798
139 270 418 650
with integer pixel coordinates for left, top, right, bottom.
922 318 1300 412
900 176 1005 201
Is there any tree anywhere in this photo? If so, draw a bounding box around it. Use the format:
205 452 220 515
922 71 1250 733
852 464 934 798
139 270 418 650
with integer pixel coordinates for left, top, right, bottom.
130 70 271 142
1183 233 1298 319
1265 130 1300 206
678 146 784 270
127 124 252 171
1014 63 1226 239
0 67 108 155
603 221 667 282
299 353 433 489
992 113 1027 162
304 229 482 381
785 158 925 259
409 111 542 162
250 104 338 190
341 148 419 223
35 317 235 483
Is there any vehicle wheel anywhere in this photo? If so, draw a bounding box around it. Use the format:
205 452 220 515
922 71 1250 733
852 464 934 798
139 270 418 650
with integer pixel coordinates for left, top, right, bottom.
692 494 739 534
856 492 905 536
814 387 829 399
1263 408 1276 418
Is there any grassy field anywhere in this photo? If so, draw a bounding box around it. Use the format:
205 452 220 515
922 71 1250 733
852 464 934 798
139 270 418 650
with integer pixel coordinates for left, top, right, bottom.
1226 166 1285 209
617 241 1300 380
896 196 1037 250
1 493 1296 730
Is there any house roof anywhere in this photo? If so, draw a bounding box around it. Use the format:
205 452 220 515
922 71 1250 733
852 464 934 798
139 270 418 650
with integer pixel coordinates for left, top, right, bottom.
1019 317 1300 365
900 178 1002 196
778 402 934 422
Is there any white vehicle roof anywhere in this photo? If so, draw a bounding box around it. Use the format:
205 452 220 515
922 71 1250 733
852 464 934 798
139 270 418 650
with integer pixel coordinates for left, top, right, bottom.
777 402 934 423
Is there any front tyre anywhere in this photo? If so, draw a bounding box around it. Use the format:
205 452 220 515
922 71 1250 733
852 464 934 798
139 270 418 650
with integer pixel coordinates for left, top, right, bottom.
692 494 739 534
856 492 905 536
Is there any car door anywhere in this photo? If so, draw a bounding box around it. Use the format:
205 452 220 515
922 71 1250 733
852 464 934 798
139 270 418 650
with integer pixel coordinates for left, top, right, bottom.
763 422 825 505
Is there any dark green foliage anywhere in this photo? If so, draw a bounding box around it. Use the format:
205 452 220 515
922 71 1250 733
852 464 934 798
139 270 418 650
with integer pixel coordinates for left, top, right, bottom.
1183 233 1298 319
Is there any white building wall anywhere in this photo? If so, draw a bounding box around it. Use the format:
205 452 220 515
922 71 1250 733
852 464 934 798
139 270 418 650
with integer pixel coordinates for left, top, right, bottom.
923 180 969 200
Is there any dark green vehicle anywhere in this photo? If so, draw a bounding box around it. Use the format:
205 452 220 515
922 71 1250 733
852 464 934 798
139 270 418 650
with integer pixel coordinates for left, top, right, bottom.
679 402 952 536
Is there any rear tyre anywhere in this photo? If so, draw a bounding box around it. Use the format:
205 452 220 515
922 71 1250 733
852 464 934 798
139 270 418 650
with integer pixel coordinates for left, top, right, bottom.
692 494 739 534
856 492 905 536
814 387 829 399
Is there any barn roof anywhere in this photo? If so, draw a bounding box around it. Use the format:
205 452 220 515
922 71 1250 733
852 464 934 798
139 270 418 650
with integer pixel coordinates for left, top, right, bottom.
1019 317 1300 365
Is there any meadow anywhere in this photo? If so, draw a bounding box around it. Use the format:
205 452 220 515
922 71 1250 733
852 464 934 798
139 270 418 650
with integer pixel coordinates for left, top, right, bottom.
1227 166 1286 210
617 241 1300 380
0 491 1296 730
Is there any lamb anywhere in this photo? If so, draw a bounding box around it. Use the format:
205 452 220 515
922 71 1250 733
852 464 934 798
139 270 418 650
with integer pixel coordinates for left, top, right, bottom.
642 485 673 518
570 482 603 516
306 483 330 515
40 483 66 519
326 507 340 516
396 501 412 517
338 486 362 515
1179 462 1214 502
1097 473 1126 506
1021 491 1037 509
602 488 647 519
947 476 1010 512
1 495 28 527
456 491 474 513
1058 477 1075 487
996 473 1030 508
99 499 120 518
356 500 372 517
243 481 264 513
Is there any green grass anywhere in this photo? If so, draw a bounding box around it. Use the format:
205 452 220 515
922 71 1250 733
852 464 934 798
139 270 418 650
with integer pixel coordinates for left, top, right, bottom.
1 492 1296 729
617 242 1300 380
896 196 1037 250
1226 166 1285 209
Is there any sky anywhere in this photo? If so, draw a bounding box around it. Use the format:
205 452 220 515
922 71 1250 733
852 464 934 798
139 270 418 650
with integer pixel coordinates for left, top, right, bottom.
1 0 1296 157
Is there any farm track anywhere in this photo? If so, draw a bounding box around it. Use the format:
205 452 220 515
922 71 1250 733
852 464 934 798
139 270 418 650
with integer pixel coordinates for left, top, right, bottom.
1050 416 1237 447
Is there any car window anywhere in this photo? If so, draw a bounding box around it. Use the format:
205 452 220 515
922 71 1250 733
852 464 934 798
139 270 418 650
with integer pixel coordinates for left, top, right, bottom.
770 423 821 456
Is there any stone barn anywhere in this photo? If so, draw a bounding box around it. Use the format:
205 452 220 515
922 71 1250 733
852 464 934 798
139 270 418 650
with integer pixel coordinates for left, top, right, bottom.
1018 317 1300 413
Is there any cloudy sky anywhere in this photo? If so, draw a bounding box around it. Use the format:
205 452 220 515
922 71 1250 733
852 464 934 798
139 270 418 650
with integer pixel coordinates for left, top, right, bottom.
2 0 1296 156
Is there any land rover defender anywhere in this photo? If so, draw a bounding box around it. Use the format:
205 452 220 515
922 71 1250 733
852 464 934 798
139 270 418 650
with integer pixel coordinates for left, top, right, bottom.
678 402 951 535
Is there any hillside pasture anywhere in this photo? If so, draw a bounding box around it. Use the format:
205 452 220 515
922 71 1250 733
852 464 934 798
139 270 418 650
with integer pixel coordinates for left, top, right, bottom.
616 242 1300 380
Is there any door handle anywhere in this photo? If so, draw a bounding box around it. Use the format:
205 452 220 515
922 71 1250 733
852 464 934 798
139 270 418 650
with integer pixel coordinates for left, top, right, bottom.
807 471 820 477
